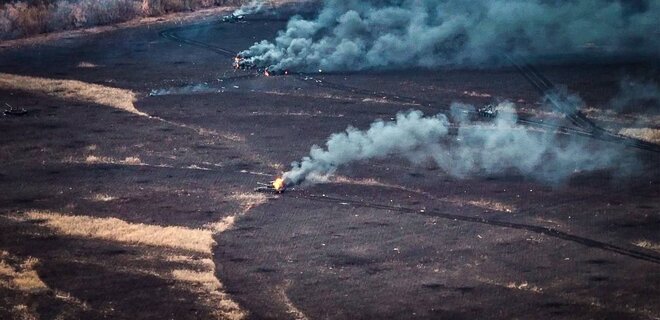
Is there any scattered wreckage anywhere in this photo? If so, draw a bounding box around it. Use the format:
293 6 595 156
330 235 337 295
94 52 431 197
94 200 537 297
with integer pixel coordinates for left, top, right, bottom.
477 104 498 119
222 13 245 23
3 103 27 116
233 55 289 76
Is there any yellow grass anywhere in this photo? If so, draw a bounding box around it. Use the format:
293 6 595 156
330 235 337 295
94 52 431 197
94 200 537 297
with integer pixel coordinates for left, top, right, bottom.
619 128 660 144
26 211 214 254
84 155 143 165
449 197 516 213
76 61 100 68
0 72 145 116
172 269 221 291
89 193 118 202
0 252 48 293
206 193 267 233
1 223 244 319
505 281 542 292
11 304 38 320
331 176 433 197
633 240 660 252
477 276 542 293
166 254 246 319
15 211 247 318
277 282 309 320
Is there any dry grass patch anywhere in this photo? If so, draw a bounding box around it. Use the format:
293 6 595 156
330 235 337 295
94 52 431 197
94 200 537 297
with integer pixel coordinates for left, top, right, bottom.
172 269 221 291
633 240 660 252
618 128 660 144
88 193 118 202
9 213 247 319
505 281 542 292
25 211 214 254
206 192 267 233
122 156 143 165
331 176 432 196
276 281 309 320
84 155 143 165
76 61 100 68
477 276 542 293
0 72 145 116
171 259 246 320
0 252 48 293
447 197 516 213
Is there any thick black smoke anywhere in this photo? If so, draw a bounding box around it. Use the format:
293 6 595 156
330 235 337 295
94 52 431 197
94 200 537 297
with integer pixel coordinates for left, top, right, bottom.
239 0 659 72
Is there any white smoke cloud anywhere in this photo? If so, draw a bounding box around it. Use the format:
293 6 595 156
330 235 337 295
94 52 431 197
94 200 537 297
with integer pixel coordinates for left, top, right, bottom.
283 102 635 185
239 0 660 72
284 109 450 184
233 0 267 16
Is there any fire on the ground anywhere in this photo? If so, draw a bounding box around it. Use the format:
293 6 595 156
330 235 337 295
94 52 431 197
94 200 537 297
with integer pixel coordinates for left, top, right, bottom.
254 177 287 193
234 55 288 76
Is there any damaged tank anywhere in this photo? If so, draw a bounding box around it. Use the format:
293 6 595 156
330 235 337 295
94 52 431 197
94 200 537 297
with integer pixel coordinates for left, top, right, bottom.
477 104 498 119
222 14 245 23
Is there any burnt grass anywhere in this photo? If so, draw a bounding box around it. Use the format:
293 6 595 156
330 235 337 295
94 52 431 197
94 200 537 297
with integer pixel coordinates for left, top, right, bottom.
1 11 659 320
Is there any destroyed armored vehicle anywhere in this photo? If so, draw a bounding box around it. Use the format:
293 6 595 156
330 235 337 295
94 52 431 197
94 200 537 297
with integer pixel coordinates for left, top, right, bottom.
222 14 245 23
234 56 289 76
477 104 498 119
264 67 289 76
233 55 254 70
254 179 287 194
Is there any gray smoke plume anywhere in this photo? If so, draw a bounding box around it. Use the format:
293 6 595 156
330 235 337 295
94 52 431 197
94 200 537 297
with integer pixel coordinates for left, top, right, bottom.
239 0 660 72
610 78 660 112
283 102 635 185
233 0 267 16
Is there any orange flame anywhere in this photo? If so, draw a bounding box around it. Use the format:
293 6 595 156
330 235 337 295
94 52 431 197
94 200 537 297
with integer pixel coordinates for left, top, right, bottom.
272 177 285 193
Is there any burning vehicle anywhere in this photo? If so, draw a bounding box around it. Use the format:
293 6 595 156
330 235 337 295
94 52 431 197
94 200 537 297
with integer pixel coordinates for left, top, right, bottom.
254 177 288 194
234 55 289 76
264 67 289 77
233 55 254 70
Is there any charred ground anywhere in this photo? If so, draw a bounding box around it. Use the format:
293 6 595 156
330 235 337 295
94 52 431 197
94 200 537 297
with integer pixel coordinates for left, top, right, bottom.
0 7 659 320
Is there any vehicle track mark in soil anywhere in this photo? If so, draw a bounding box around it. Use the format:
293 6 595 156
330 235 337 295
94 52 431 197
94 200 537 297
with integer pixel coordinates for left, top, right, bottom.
276 281 309 320
506 55 660 152
297 193 660 265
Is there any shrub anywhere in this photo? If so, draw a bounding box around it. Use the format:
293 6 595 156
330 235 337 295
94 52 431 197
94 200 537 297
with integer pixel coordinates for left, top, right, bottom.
0 0 247 40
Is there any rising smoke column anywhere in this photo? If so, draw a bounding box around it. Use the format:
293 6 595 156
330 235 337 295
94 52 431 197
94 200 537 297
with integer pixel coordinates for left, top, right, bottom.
283 110 450 184
283 102 635 185
239 0 660 72
233 0 267 16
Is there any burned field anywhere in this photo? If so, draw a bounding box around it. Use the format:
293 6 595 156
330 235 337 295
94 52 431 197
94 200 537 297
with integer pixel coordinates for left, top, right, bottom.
1 6 660 320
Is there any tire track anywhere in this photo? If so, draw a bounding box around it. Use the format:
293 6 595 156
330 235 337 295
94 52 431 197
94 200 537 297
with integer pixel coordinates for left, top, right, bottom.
297 193 660 265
